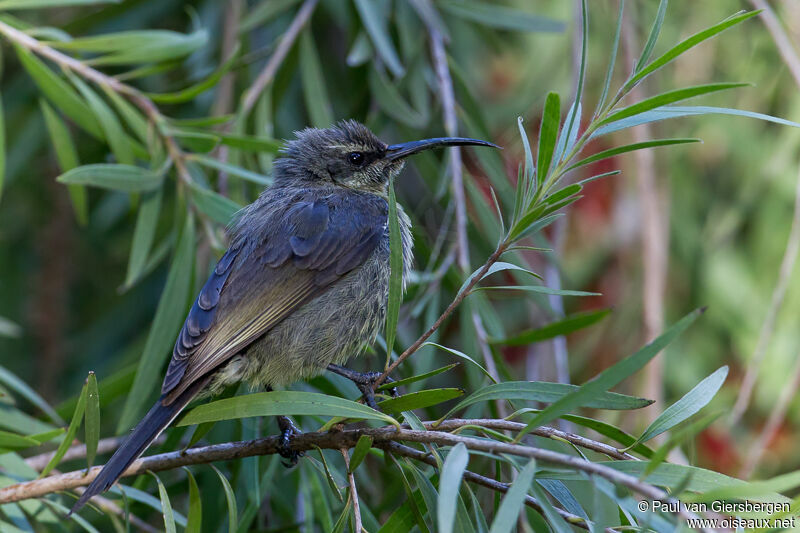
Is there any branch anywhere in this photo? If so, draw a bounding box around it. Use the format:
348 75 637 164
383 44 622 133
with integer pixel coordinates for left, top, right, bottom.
0 19 192 184
240 0 319 118
0 419 674 522
341 449 363 532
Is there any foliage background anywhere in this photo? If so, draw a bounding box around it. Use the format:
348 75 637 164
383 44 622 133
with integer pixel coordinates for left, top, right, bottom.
1 0 800 531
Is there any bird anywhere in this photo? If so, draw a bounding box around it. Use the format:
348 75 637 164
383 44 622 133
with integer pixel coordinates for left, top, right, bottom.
69 120 497 514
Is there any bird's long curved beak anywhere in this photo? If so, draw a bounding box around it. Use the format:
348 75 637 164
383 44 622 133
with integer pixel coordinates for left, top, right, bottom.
384 137 500 161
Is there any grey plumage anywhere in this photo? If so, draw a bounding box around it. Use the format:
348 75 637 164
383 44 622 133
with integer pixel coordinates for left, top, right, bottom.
70 120 495 514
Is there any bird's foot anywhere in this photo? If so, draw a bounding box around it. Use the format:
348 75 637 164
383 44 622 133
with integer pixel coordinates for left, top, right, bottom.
276 415 303 468
326 364 397 410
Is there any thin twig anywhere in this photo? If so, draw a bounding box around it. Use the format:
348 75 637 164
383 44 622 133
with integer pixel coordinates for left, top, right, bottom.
0 19 192 185
731 0 800 424
341 449 363 532
376 245 506 385
240 0 318 118
0 419 685 524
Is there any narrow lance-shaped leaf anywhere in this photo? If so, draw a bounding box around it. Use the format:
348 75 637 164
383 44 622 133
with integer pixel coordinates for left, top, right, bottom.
14 45 103 139
633 366 728 446
644 410 722 476
84 372 100 470
299 29 334 127
150 472 177 533
125 187 163 288
491 308 610 346
0 90 5 204
57 164 164 193
385 173 403 366
515 308 703 441
40 379 88 477
377 388 464 414
147 44 240 104
176 391 398 427
599 82 749 126
566 138 701 171
635 0 668 71
211 465 238 533
536 92 560 187
118 212 195 431
348 435 373 473
183 468 202 533
189 183 242 226
594 0 624 116
0 364 64 425
354 0 405 77
623 10 760 93
39 100 87 226
488 459 536 533
438 443 469 533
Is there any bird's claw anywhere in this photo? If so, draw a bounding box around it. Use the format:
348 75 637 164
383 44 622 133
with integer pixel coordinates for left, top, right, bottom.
276 415 303 468
326 365 397 410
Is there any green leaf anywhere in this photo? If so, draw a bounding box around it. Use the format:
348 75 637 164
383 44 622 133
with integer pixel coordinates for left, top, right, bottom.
595 0 623 115
149 472 177 533
474 285 598 297
440 1 564 33
348 435 373 473
184 468 202 533
239 0 301 32
57 164 164 192
0 431 41 451
385 173 403 363
438 443 469 533
376 363 459 391
440 381 653 421
420 343 495 382
188 154 272 185
125 188 163 287
84 372 100 469
15 45 102 138
118 212 195 431
299 30 333 127
599 82 749 126
377 388 464 414
553 101 581 166
635 366 728 446
624 11 759 92
189 183 242 225
491 309 610 346
41 379 88 476
459 261 540 296
369 68 426 128
176 391 398 427
635 0 668 71
489 459 536 533
592 105 800 138
536 92 560 180
211 465 238 533
566 138 701 171
39 100 87 225
515 308 703 441
644 410 721 476
147 44 240 104
72 29 208 66
0 364 64 425
70 75 134 165
354 0 404 77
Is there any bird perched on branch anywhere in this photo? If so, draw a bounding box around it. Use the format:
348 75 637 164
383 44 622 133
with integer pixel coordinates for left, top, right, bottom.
70 120 497 513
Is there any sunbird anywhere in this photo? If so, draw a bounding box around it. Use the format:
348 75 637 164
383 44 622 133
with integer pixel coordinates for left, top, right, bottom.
71 120 497 513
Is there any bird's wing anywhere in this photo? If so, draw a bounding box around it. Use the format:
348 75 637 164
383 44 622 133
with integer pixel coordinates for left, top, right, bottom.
161 191 388 404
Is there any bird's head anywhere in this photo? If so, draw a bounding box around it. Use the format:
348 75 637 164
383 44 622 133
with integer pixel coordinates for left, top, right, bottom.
274 120 498 193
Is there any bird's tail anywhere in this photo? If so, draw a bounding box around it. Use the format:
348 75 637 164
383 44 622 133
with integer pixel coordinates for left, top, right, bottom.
69 378 208 515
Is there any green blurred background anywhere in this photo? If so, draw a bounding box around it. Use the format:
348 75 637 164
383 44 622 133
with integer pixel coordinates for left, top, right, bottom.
1 0 799 489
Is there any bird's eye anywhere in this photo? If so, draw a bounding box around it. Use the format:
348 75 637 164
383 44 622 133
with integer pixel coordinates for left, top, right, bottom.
347 152 365 166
